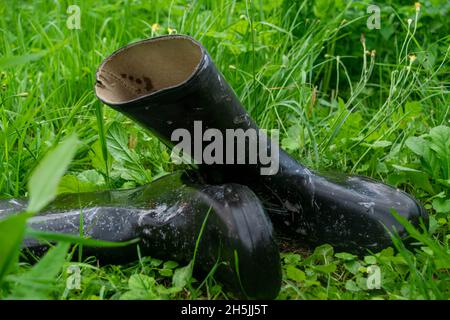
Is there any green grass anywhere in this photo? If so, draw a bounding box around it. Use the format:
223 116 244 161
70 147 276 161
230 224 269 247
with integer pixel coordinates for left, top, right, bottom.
0 0 449 299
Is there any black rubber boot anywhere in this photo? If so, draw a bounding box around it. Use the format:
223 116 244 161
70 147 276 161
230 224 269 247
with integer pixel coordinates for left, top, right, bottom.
94 35 428 253
0 172 281 299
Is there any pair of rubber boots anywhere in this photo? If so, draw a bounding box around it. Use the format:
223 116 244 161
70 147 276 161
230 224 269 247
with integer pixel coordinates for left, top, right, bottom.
1 35 427 299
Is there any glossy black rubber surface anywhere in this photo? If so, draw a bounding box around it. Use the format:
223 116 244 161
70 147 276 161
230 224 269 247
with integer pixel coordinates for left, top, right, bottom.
0 172 281 299
237 152 428 252
96 35 428 254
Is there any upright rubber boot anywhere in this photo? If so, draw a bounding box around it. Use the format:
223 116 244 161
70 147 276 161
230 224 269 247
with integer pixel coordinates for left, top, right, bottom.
0 172 281 299
94 35 428 253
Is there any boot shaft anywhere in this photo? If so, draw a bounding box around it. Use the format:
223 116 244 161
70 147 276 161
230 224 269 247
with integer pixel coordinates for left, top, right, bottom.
95 35 282 176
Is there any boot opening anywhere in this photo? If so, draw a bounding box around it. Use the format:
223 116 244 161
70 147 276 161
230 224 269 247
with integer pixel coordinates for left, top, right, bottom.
95 36 203 105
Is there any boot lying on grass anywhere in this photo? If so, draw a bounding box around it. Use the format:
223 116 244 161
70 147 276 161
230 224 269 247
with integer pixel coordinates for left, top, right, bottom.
95 34 428 253
0 172 281 300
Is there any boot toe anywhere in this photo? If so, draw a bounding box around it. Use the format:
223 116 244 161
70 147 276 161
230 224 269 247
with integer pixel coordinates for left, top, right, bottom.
310 174 428 252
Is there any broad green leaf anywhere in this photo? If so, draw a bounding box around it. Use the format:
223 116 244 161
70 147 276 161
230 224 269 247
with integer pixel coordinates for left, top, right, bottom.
163 261 179 269
77 170 105 186
344 260 362 274
335 252 357 261
121 274 156 299
313 244 334 258
407 172 435 195
120 274 179 300
106 123 151 184
379 247 394 256
285 265 306 282
283 253 301 265
313 0 345 19
106 122 140 164
172 260 193 289
57 170 105 194
128 274 155 291
345 279 361 292
9 242 70 299
159 269 173 277
405 136 428 157
155 285 182 296
364 256 377 265
58 175 97 194
312 263 337 274
149 258 163 267
281 125 302 152
27 134 79 213
356 276 369 290
428 126 450 178
388 171 434 194
432 198 450 214
0 213 31 285
429 125 450 149
435 259 450 270
404 101 422 116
